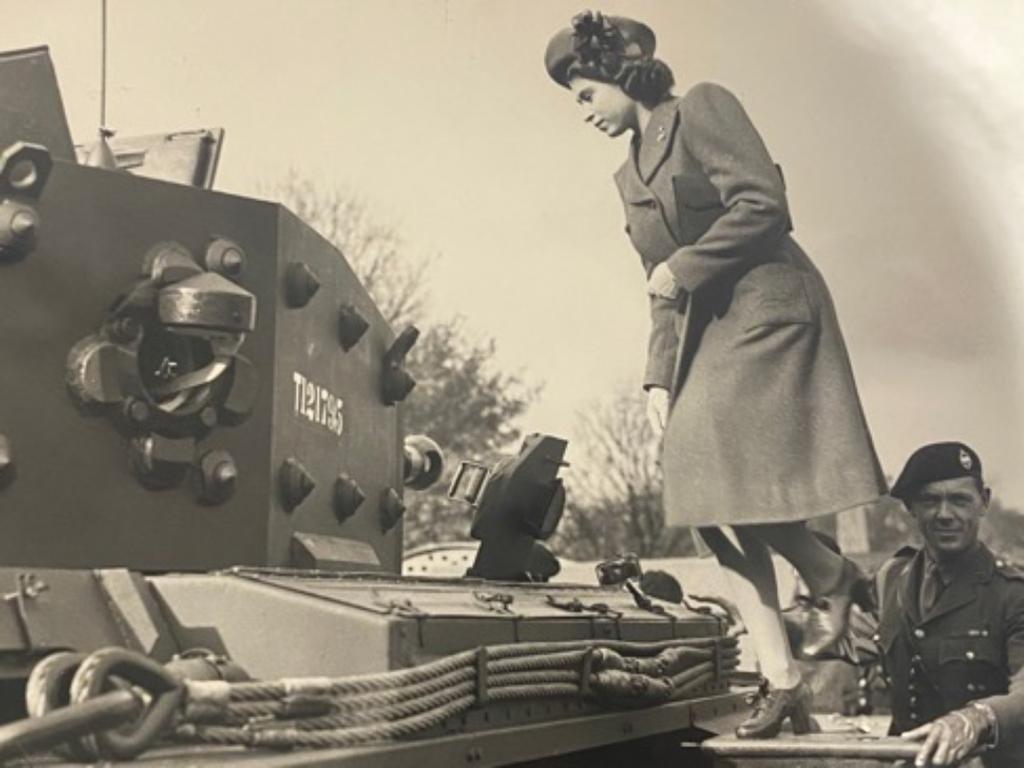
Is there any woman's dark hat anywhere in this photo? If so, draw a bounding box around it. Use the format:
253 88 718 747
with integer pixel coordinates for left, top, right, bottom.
544 11 656 88
889 441 984 502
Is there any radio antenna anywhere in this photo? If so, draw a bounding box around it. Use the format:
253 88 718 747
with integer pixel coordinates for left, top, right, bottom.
100 0 108 127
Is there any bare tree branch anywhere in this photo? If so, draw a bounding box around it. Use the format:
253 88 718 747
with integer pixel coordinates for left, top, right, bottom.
551 387 696 561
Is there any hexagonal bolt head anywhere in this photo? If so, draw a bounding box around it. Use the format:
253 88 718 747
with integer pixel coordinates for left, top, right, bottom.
205 238 247 277
142 241 201 285
129 434 193 490
123 397 152 426
194 450 238 505
10 209 36 237
108 315 142 344
0 142 53 199
199 406 219 429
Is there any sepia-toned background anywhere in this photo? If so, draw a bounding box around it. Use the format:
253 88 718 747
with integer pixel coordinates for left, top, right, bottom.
4 0 1022 509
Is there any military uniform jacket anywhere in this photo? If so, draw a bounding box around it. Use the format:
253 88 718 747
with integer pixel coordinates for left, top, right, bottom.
612 82 884 526
877 544 1024 767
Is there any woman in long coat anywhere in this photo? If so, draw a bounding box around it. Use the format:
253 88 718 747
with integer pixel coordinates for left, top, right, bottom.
545 12 887 737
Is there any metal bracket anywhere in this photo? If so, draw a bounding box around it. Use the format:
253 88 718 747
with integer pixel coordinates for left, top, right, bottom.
2 573 50 649
474 591 516 615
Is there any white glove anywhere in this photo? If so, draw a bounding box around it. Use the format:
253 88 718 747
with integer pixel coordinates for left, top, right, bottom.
647 262 679 299
646 387 670 436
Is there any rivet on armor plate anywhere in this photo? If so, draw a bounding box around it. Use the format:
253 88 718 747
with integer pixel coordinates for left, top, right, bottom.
0 434 14 488
280 457 316 512
337 303 369 350
333 473 366 523
284 262 320 308
379 487 406 532
381 326 420 405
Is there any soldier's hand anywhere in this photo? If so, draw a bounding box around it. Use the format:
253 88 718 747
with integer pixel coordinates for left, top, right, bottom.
646 387 669 436
900 707 985 766
646 262 679 299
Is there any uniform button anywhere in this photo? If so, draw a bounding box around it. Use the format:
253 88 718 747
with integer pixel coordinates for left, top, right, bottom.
908 683 916 691
914 629 926 639
911 654 922 663
981 629 990 637
967 683 976 692
910 696 917 705
978 684 987 692
872 633 881 643
909 668 916 678
910 713 920 722
966 651 976 660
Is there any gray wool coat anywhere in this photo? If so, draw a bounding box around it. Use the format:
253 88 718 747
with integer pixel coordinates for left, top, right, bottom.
614 82 885 526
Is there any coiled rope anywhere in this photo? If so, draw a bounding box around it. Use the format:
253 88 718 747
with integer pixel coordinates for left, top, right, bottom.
175 636 739 750
10 636 739 759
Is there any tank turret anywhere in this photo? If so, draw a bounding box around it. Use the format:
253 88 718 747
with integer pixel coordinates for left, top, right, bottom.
0 46 428 575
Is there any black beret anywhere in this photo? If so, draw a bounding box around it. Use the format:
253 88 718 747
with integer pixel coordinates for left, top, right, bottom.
890 441 984 502
544 12 656 88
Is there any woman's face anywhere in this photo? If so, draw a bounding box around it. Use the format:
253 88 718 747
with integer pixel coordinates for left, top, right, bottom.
569 76 637 137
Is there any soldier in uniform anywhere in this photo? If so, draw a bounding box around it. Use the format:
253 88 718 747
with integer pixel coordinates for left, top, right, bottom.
877 442 1024 767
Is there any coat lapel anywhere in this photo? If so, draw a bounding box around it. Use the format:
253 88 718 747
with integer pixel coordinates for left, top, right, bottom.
636 99 680 184
897 552 924 627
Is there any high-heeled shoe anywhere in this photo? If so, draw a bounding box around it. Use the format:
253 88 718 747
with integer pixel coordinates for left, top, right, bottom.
735 679 815 739
800 558 867 659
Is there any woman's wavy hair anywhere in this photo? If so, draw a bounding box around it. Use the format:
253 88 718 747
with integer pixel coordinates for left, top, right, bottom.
566 12 674 107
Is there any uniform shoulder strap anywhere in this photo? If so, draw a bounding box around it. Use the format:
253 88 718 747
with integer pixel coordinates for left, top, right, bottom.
993 555 1024 582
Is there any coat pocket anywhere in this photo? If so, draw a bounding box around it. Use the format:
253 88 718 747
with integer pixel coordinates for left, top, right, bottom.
735 262 814 331
937 636 1005 699
673 173 725 245
938 636 1001 667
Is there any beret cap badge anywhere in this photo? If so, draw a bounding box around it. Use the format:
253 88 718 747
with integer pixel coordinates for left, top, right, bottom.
959 448 973 470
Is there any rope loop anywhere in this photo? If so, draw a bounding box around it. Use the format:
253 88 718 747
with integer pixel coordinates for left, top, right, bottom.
69 647 184 761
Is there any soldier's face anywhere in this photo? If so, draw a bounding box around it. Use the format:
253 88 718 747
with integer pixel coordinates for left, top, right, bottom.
569 77 636 137
908 476 990 557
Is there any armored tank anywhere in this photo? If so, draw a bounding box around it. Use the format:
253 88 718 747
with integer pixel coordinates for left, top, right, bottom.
0 46 747 766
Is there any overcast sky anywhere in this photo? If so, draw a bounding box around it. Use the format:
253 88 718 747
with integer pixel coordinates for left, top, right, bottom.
4 1 1023 506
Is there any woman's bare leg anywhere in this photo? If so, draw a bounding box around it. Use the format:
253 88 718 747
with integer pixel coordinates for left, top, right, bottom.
753 521 846 596
699 525 801 690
